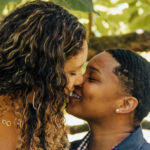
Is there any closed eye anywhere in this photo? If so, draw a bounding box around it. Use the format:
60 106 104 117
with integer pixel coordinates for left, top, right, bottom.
70 72 77 76
88 77 98 82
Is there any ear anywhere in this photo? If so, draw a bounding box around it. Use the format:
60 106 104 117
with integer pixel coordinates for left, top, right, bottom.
115 96 138 114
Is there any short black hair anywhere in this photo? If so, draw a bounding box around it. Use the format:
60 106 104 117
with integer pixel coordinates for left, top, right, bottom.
106 49 150 123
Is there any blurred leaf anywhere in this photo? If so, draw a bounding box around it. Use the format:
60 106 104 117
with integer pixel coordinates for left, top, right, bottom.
128 10 139 22
0 0 20 15
95 0 137 7
141 0 150 5
52 0 99 15
128 0 137 7
1 0 150 37
130 12 150 30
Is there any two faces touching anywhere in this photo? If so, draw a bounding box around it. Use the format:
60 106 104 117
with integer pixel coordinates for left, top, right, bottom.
67 49 150 150
64 40 88 94
65 42 138 125
66 51 138 120
65 48 137 121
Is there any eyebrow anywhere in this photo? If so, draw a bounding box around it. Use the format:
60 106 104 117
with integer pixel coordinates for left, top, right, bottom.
87 66 101 74
75 63 85 69
69 63 85 72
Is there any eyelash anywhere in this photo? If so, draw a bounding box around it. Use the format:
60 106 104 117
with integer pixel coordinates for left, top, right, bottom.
88 77 97 82
71 72 76 76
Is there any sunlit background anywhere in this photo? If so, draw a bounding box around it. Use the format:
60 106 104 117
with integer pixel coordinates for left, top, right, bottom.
65 113 150 143
65 50 150 143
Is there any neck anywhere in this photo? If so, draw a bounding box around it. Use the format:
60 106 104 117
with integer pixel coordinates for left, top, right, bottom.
88 118 135 150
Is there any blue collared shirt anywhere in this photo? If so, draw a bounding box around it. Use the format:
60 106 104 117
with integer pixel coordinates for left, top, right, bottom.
70 126 150 150
114 126 150 150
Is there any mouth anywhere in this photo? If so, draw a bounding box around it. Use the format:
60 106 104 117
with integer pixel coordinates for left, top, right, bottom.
70 91 82 100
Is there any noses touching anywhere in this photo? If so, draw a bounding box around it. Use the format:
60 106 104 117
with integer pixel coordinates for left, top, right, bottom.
70 74 84 92
75 74 84 86
72 74 86 94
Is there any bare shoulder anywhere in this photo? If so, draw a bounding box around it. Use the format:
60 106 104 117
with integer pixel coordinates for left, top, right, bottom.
0 111 18 150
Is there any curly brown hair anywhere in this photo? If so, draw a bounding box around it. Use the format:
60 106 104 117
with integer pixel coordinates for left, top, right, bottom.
0 1 86 149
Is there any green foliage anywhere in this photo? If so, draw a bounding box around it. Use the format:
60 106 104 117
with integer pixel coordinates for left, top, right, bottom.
130 12 150 30
52 0 99 14
0 0 150 37
92 0 150 36
0 0 19 15
0 0 98 15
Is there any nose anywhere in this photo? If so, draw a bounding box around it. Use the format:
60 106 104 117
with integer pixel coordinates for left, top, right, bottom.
74 73 84 87
82 73 87 83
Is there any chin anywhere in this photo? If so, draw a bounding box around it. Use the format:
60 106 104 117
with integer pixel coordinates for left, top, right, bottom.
66 105 74 115
66 106 85 120
66 105 79 116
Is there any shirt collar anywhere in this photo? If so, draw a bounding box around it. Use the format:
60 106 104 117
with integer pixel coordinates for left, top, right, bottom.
114 126 145 150
76 126 145 150
76 132 115 150
76 132 91 150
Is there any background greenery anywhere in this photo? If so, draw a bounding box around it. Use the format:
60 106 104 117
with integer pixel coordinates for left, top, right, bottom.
1 0 150 38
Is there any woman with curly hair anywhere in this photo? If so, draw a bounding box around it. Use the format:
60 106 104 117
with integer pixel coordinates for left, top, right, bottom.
0 1 88 149
68 49 150 150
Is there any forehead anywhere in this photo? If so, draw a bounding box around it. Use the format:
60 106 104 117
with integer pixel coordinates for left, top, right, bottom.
64 41 88 70
88 52 120 74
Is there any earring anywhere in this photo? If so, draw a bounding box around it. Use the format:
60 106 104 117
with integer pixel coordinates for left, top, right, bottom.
32 92 37 110
116 108 120 113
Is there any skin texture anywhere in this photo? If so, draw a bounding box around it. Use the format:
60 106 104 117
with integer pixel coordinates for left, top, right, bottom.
67 52 123 119
67 52 138 150
0 41 88 150
0 95 18 150
0 113 18 150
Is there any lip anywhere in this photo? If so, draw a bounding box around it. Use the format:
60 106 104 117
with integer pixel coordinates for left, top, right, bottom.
74 88 82 97
69 90 82 101
65 90 82 108
68 95 81 107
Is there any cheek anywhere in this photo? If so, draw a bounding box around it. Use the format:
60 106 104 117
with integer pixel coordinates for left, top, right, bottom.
82 83 111 110
83 83 101 100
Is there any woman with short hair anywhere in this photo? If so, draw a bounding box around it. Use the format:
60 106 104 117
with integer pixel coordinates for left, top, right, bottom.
68 49 150 150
